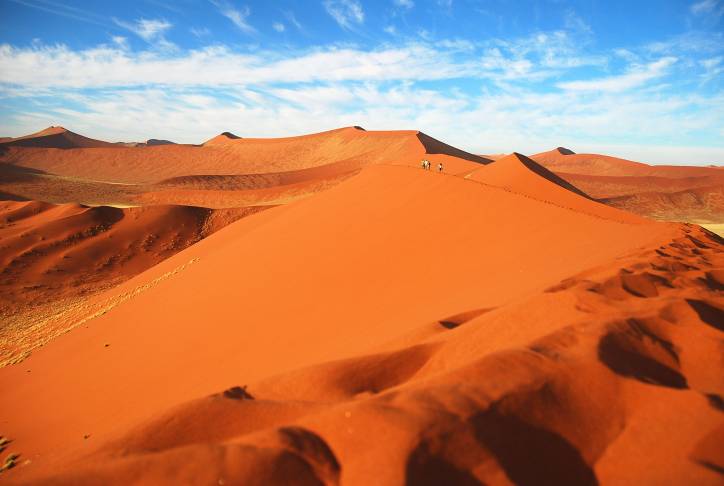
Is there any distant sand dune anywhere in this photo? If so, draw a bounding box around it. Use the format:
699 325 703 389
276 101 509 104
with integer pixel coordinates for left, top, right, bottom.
532 148 724 224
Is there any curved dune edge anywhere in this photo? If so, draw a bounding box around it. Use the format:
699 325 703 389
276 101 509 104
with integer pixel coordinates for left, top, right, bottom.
0 164 721 484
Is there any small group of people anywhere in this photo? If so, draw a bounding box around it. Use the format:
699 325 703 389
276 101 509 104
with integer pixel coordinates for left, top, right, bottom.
420 159 443 172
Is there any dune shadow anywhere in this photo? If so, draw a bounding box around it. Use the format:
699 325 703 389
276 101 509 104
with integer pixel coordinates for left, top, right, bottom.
0 190 29 201
704 393 724 411
687 300 724 331
513 152 593 200
703 273 724 291
472 409 598 486
405 448 484 486
277 426 340 475
222 385 254 400
695 460 724 475
417 132 491 165
0 163 52 182
598 333 688 389
439 308 495 330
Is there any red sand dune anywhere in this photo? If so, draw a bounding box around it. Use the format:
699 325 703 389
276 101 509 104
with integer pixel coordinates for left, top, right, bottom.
0 126 488 211
531 147 724 223
203 131 242 145
1 159 721 484
601 183 724 223
555 172 724 199
0 126 490 359
532 147 722 178
0 200 263 366
0 126 118 149
0 126 488 184
466 151 664 223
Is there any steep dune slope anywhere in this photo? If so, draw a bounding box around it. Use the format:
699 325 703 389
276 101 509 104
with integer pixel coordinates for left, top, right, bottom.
0 200 265 366
531 148 724 224
203 131 241 145
468 152 589 197
1 163 707 484
466 152 642 222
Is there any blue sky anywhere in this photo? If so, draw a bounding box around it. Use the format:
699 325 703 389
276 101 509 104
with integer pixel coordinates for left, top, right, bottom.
0 0 722 164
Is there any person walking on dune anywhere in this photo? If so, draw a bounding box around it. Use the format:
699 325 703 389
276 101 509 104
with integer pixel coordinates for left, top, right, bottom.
438 163 443 173
421 159 427 170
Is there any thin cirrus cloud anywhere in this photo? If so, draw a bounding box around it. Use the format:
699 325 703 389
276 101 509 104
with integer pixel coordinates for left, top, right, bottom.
557 57 677 92
282 10 304 32
690 0 723 16
324 0 365 29
209 0 256 34
394 0 414 8
113 18 172 42
6 0 108 27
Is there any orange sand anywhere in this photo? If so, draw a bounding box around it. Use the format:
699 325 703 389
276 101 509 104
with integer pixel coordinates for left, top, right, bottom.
0 128 721 485
532 147 724 223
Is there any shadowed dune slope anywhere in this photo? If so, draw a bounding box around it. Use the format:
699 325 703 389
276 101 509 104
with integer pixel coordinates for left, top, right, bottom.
0 200 266 366
531 148 724 223
0 127 485 184
203 131 242 145
469 152 589 197
466 152 642 222
0 163 703 485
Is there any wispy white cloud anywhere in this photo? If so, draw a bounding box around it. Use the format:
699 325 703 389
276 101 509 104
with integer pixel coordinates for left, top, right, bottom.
190 27 211 38
480 48 536 79
558 57 677 92
647 31 724 55
282 11 304 32
563 10 592 36
210 1 256 35
0 43 471 88
324 0 365 29
700 56 723 82
273 22 285 33
7 0 108 27
145 0 185 14
113 18 175 50
691 0 722 15
437 0 453 10
111 36 128 50
393 0 414 8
